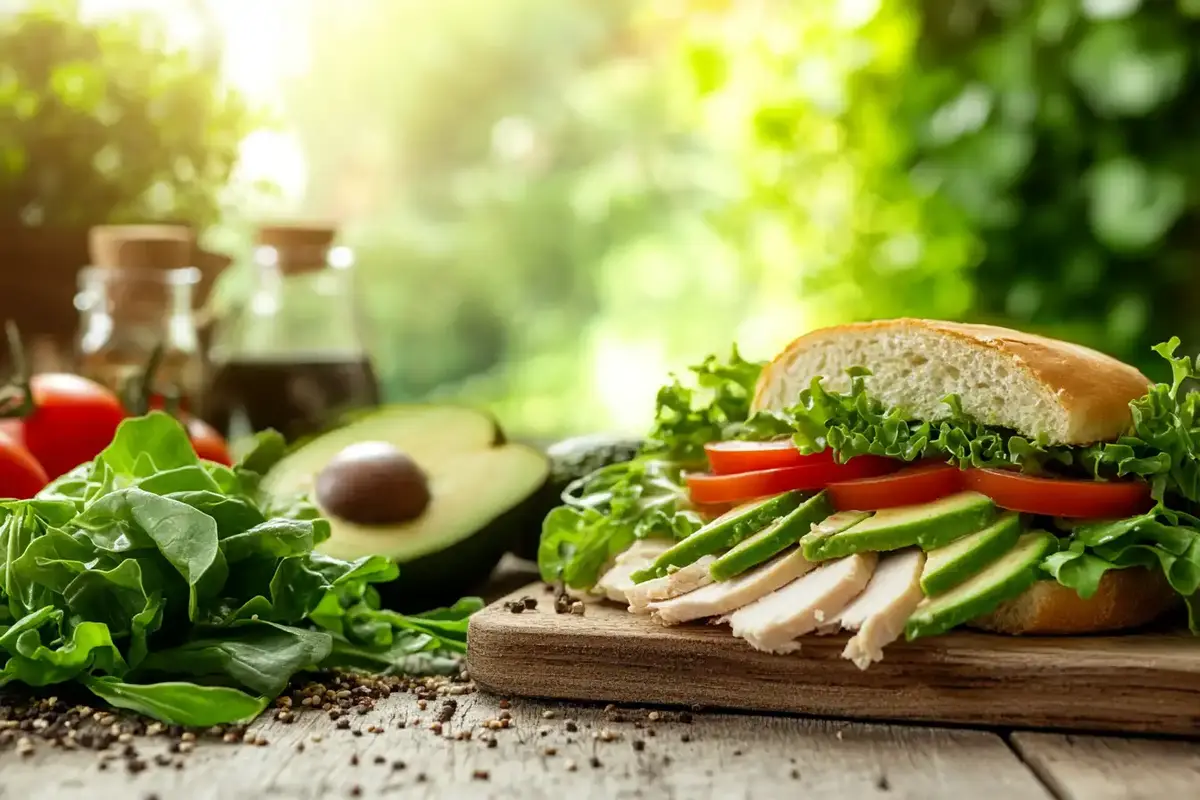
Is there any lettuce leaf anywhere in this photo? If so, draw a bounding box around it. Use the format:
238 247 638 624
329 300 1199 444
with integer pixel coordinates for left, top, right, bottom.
536 348 764 588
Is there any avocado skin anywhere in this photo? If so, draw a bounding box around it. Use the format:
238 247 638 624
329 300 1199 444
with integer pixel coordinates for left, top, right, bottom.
508 434 643 561
376 497 535 612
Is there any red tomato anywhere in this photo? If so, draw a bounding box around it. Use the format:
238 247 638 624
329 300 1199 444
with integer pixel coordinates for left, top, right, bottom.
687 456 899 506
18 374 127 479
183 414 232 466
0 430 49 499
963 468 1153 519
695 502 734 522
828 462 962 510
704 440 833 474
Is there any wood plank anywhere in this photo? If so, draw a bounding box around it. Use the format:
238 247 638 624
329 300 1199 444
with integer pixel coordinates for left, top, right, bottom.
1011 733 1200 800
0 689 1049 799
467 583 1200 736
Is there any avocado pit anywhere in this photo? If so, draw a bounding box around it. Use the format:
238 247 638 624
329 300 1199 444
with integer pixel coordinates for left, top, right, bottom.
315 441 431 525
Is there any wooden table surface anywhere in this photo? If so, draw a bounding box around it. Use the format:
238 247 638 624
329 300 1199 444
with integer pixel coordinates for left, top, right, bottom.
3 558 1199 799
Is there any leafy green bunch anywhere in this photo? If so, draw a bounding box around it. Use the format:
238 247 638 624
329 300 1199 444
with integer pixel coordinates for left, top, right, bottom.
538 348 767 588
0 413 478 726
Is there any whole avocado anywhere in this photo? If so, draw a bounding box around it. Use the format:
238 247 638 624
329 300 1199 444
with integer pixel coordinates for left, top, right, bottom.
509 433 643 561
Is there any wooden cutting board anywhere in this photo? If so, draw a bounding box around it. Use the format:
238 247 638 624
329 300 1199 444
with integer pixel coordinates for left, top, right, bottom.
466 583 1200 736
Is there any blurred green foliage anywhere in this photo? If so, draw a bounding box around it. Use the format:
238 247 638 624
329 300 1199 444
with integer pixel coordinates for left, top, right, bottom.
0 0 256 227
912 0 1200 373
13 0 1200 437
688 0 1200 377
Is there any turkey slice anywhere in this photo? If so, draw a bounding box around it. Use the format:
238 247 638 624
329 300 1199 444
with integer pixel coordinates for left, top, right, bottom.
826 549 926 670
727 553 877 654
595 539 674 603
625 556 717 614
648 547 816 626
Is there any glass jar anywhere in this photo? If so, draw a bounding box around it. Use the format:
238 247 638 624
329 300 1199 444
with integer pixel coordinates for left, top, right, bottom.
202 224 380 443
75 263 204 409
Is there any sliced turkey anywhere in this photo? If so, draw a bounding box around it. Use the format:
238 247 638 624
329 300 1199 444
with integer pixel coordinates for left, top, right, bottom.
648 547 816 626
727 553 877 653
625 556 717 614
595 539 674 603
822 549 925 669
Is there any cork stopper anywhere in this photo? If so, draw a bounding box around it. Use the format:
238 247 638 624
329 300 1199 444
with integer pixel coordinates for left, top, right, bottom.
89 225 193 270
256 224 337 274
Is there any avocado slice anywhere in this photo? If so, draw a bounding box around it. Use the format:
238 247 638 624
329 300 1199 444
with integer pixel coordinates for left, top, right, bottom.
802 492 995 562
262 405 549 609
797 510 871 553
920 512 1022 595
904 531 1057 641
629 492 805 584
709 492 833 581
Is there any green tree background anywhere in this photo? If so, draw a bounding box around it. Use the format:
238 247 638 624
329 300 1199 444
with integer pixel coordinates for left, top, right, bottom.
6 0 1200 438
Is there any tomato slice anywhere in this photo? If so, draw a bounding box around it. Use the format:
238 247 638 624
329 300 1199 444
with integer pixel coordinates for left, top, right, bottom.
828 462 962 511
963 469 1153 519
687 456 899 506
704 440 832 475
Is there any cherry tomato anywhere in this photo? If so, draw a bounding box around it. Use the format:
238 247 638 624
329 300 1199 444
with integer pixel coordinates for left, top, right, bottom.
687 456 899 506
0 429 49 500
704 440 833 475
963 468 1153 519
183 414 232 465
827 462 963 510
18 374 127 479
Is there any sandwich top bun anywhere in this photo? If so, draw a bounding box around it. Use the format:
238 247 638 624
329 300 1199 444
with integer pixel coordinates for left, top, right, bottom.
752 318 1176 635
753 318 1152 445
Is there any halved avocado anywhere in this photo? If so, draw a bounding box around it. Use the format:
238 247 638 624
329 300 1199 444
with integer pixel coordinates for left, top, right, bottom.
262 405 549 610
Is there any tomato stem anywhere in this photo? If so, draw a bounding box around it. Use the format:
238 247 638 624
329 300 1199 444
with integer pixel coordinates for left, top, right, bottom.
0 320 36 419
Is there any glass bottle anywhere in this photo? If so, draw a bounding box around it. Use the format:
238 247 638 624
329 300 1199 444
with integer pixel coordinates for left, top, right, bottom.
75 225 203 409
203 224 381 443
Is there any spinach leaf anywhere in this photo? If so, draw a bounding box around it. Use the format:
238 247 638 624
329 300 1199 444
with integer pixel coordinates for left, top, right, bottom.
0 610 126 687
136 621 331 697
98 413 199 477
73 489 220 588
83 676 267 727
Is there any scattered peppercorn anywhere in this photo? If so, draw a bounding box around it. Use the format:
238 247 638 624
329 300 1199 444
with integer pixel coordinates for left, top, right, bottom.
522 596 537 610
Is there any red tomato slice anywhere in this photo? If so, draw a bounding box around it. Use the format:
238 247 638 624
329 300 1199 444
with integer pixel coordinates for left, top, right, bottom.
827 462 963 511
687 456 899 506
704 440 832 474
963 469 1153 519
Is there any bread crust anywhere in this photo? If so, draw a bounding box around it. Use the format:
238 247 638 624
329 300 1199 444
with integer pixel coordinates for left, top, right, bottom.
754 318 1152 444
969 568 1179 635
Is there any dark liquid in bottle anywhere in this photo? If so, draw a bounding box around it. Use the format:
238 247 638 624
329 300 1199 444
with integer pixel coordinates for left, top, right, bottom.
202 357 382 443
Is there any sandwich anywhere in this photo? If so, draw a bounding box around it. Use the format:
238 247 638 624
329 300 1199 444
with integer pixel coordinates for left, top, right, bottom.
538 319 1200 669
